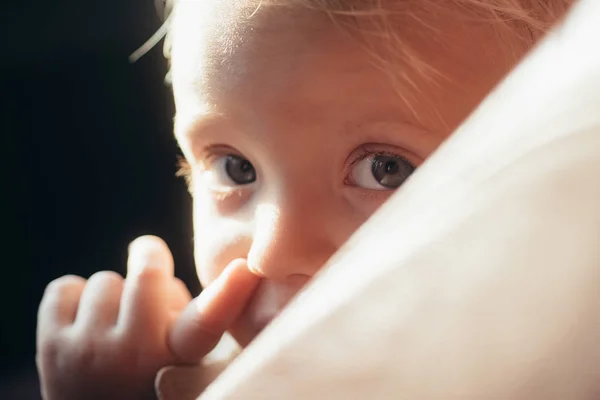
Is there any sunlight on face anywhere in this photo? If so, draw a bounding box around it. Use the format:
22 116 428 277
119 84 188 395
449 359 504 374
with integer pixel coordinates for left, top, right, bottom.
169 0 524 345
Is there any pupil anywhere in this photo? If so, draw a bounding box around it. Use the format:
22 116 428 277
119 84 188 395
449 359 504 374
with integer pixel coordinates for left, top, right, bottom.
384 161 399 174
226 155 256 184
240 160 251 172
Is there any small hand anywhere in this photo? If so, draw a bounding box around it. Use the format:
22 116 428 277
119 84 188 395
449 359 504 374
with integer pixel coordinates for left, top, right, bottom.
36 236 260 400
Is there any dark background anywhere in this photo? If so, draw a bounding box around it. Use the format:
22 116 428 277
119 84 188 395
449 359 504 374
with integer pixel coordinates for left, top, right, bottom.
2 1 200 397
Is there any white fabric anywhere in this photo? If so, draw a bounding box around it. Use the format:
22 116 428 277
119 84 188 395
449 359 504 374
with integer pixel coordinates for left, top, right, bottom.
157 0 600 398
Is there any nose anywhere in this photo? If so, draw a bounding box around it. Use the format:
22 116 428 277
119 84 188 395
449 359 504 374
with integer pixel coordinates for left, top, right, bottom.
246 194 338 283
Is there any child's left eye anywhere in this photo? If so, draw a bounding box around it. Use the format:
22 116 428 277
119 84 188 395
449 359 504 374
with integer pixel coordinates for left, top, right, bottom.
349 154 415 190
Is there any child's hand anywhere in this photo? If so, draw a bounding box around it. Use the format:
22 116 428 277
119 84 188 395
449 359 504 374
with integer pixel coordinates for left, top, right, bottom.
36 236 260 400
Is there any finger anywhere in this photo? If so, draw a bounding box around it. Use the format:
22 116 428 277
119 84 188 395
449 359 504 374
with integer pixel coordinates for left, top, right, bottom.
37 275 86 337
169 259 261 364
170 277 193 313
73 271 124 331
118 235 174 338
126 235 174 278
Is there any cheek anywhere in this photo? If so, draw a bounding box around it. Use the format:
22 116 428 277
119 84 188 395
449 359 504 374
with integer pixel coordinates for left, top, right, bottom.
192 197 252 287
193 235 222 288
343 190 392 221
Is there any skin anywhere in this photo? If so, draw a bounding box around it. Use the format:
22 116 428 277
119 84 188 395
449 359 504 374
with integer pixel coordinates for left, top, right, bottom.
170 1 524 346
35 1 533 399
37 236 260 400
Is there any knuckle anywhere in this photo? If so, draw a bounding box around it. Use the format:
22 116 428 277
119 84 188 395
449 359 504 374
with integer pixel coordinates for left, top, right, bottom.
36 330 67 367
52 328 111 369
70 338 101 369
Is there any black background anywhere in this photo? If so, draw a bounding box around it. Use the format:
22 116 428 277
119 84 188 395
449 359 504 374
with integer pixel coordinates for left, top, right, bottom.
2 1 200 397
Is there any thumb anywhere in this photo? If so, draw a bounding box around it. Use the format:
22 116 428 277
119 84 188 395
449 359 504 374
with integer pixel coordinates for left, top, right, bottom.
168 259 261 364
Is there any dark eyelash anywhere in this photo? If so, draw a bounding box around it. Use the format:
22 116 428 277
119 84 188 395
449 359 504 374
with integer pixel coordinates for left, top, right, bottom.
175 146 239 194
344 147 415 186
350 148 414 169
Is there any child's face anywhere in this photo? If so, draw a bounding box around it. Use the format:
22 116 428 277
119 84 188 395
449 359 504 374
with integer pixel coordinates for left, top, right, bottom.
170 1 524 345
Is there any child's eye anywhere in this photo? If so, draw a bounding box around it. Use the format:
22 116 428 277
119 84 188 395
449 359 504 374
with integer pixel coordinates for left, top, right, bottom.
210 154 257 186
349 154 415 190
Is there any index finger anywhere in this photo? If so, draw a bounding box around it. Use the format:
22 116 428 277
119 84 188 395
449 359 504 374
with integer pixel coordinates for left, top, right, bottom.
118 235 175 338
126 235 174 278
168 259 261 364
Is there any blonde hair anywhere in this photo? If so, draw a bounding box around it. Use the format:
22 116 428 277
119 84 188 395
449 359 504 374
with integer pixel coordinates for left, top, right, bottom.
131 0 572 92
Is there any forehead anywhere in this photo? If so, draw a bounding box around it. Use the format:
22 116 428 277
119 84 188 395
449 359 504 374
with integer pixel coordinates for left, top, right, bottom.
169 0 517 134
169 1 382 112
